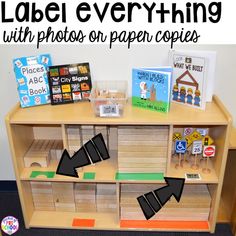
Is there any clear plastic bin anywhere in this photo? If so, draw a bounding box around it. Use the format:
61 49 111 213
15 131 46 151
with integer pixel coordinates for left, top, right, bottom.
90 80 128 117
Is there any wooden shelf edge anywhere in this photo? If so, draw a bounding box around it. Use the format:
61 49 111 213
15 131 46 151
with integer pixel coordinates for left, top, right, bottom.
229 127 236 149
28 211 211 232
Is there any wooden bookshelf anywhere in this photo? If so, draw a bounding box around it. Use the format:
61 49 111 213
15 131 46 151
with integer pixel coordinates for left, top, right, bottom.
218 127 236 236
5 96 232 233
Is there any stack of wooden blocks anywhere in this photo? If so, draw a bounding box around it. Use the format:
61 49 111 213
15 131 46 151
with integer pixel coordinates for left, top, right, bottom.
118 126 169 173
159 184 211 221
24 139 63 167
120 184 211 221
67 125 108 152
120 183 158 220
74 183 96 212
94 126 108 146
31 181 55 211
67 126 82 155
49 140 64 161
52 183 75 212
81 125 95 145
96 184 117 213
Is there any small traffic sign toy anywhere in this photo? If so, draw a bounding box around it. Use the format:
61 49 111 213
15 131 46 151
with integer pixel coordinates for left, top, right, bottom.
175 140 187 169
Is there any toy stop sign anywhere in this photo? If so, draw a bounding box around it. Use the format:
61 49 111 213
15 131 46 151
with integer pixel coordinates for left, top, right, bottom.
203 145 216 157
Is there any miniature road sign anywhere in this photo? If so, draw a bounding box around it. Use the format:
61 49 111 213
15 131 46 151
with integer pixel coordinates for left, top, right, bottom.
173 132 182 141
202 145 215 174
203 145 216 157
190 131 202 141
202 135 214 146
196 128 208 137
192 141 203 154
183 127 193 137
191 140 202 170
185 136 193 147
175 140 187 154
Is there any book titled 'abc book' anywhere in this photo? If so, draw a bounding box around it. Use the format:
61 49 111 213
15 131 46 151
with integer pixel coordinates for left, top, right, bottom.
48 63 92 105
132 67 172 113
13 54 52 108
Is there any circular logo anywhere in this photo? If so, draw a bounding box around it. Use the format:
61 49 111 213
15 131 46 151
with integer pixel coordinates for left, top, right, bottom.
1 216 19 235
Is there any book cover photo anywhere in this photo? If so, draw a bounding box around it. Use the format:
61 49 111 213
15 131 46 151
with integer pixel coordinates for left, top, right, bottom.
48 62 92 105
132 67 172 113
169 50 216 110
13 54 52 108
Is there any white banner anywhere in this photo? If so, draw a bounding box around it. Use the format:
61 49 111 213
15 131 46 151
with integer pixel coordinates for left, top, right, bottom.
0 0 235 48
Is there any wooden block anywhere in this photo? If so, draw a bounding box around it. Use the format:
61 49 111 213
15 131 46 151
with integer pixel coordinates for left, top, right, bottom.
118 134 168 141
118 126 169 135
118 151 167 158
118 140 168 146
24 139 57 167
34 206 55 211
118 145 167 152
68 139 81 146
32 193 54 203
118 158 167 164
55 202 75 212
33 126 62 140
76 204 96 212
74 183 96 190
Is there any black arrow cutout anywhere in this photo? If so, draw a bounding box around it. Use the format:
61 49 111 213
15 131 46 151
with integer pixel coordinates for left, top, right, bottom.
56 133 110 178
137 177 185 220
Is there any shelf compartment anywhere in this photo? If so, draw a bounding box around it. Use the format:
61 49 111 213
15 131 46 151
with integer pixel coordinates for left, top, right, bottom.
167 125 228 183
120 183 211 222
29 211 119 229
20 155 117 182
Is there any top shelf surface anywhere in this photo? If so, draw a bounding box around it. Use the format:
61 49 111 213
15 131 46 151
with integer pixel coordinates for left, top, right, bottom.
8 96 230 125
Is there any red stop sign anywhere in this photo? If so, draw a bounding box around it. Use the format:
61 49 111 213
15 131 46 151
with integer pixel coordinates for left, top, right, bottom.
203 146 215 157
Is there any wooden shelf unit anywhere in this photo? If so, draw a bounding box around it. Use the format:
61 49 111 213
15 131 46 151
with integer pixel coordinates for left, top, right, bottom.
218 127 236 235
5 96 232 233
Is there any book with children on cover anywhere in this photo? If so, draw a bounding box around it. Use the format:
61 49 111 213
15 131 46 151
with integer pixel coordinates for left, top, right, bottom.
132 67 172 113
169 49 216 110
13 54 52 108
169 51 207 110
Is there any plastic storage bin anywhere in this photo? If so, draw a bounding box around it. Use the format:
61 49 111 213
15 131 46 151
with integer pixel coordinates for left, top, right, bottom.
90 80 128 117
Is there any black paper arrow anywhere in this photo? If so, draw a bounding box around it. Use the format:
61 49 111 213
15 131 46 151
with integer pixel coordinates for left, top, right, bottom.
137 177 185 220
56 133 110 178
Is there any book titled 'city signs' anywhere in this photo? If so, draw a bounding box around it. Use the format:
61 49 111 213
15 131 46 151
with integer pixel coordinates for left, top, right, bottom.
48 63 92 105
132 67 172 113
13 54 52 108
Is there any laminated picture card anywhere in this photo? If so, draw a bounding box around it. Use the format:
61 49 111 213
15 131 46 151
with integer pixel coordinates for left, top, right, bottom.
13 54 52 108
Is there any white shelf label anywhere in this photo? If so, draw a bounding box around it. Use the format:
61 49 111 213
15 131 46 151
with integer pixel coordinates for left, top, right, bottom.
99 104 120 117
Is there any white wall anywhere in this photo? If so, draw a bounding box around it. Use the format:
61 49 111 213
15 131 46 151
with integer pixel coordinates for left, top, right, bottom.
1 44 235 180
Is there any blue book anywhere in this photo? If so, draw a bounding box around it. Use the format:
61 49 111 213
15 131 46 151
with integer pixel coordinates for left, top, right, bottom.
132 67 172 113
13 54 52 108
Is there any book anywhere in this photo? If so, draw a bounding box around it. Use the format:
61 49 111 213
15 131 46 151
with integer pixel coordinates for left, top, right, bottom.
132 67 172 113
169 50 216 109
48 63 92 105
13 54 52 108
